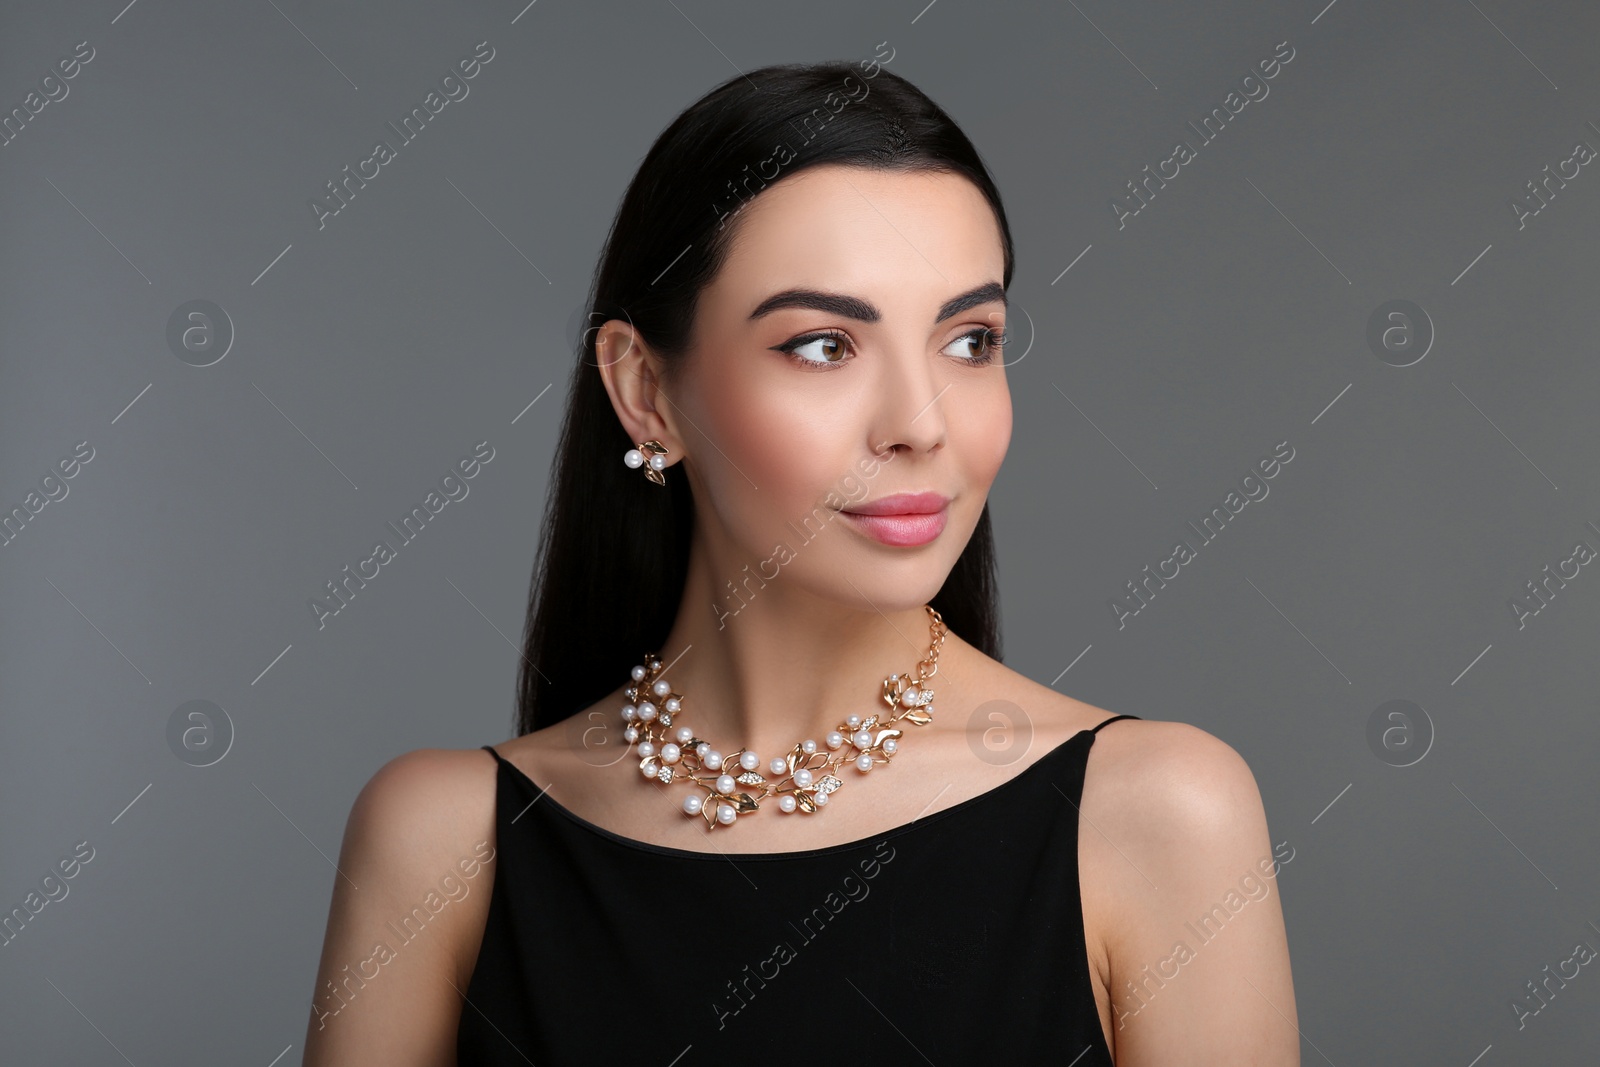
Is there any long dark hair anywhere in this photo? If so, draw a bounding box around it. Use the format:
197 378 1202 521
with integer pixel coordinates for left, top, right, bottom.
514 59 1014 735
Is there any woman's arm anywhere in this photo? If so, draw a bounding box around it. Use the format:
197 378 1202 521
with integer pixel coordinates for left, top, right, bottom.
302 748 498 1066
1085 721 1301 1065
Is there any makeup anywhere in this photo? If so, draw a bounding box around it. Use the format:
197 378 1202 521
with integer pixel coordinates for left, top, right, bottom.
838 491 950 547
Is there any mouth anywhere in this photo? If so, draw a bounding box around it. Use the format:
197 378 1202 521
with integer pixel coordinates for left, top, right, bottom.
838 492 951 547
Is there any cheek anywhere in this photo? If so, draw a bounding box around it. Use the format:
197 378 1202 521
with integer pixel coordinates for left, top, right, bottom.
689 360 857 531
956 381 1012 486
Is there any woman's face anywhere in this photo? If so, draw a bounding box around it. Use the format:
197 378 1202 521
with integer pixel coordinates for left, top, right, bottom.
666 163 1012 612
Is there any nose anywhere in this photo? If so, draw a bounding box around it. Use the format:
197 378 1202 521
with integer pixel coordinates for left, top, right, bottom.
870 343 948 459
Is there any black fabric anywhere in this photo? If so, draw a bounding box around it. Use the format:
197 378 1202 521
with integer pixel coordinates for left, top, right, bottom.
457 714 1141 1065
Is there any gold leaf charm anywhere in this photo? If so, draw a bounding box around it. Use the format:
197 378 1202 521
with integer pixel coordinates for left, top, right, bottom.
783 744 811 775
796 791 816 813
640 439 669 486
696 790 758 827
882 673 936 714
698 797 720 828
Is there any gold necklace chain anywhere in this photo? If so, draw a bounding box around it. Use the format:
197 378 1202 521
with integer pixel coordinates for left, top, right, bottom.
621 605 947 829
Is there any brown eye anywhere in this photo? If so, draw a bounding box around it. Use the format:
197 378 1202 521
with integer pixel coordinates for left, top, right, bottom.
777 329 854 367
943 326 1005 363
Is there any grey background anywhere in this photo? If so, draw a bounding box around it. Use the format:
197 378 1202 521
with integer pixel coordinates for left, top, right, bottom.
2 0 1597 1063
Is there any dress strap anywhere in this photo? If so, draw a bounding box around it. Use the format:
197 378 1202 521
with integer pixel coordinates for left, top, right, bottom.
481 743 508 764
1090 713 1141 733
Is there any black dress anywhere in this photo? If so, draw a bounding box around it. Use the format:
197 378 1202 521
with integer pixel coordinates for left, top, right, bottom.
457 714 1141 1065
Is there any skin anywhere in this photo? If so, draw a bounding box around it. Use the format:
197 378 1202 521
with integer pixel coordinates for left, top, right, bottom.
303 164 1300 1065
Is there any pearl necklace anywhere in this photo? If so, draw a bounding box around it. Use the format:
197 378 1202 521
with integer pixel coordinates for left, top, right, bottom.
620 605 947 829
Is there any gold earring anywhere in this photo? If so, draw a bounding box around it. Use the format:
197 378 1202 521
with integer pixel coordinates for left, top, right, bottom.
623 440 669 485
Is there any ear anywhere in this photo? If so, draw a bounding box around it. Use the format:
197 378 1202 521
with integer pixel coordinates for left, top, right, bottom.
594 319 679 464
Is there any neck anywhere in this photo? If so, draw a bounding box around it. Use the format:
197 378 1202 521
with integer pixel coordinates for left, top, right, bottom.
647 545 943 762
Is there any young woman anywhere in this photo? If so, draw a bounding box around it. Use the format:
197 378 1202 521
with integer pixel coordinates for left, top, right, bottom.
305 59 1299 1065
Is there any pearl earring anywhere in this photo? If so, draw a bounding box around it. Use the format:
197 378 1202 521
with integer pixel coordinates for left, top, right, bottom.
623 440 670 485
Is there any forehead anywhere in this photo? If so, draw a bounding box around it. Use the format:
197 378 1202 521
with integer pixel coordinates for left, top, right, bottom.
708 164 1004 313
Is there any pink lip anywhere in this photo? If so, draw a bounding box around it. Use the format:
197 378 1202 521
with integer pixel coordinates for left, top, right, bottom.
839 492 951 547
842 491 951 516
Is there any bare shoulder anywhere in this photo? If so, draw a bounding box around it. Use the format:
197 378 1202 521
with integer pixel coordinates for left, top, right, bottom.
1073 718 1299 1063
340 746 502 952
347 745 500 838
1077 716 1271 896
337 746 502 913
301 746 502 1066
1082 716 1261 821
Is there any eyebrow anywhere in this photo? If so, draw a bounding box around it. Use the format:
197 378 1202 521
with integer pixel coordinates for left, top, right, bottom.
748 281 1006 326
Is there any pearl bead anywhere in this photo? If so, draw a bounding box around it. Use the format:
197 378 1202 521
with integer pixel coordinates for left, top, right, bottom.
855 754 874 773
716 774 737 794
651 679 671 698
814 791 829 805
665 697 681 713
826 732 844 750
793 769 814 788
801 739 817 754
621 704 636 721
649 453 667 471
696 742 711 759
705 751 723 770
778 795 797 813
631 665 646 680
717 804 737 825
674 726 693 744
683 795 703 815
769 757 787 775
637 702 657 721
624 449 644 468
624 726 639 743
846 715 861 728
739 751 760 772
900 687 920 707
661 743 681 764
882 738 898 754
638 741 656 759
639 760 659 778
853 730 873 750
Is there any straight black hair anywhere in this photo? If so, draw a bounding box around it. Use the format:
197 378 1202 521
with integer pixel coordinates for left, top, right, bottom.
515 57 1014 735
